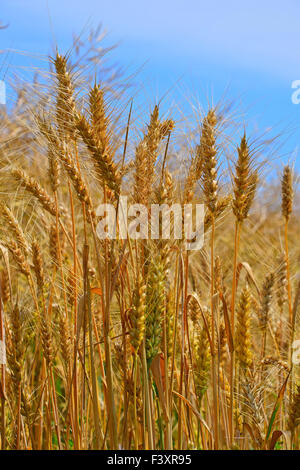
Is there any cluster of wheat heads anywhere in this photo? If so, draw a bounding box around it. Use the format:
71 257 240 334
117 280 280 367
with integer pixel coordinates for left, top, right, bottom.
0 49 299 451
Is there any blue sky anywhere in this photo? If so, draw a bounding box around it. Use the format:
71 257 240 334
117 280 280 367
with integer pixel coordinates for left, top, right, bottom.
1 0 300 168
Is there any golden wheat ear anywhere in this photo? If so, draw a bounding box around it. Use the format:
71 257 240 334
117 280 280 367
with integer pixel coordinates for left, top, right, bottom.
232 133 258 222
11 168 57 217
201 109 218 214
281 165 293 222
31 239 44 290
0 202 29 256
53 52 77 140
76 113 121 196
134 105 174 205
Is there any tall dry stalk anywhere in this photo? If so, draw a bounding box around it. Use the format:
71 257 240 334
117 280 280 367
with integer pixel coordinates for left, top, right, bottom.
230 133 258 445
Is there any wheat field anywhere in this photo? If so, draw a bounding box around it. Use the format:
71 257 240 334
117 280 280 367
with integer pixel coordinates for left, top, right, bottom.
0 32 299 451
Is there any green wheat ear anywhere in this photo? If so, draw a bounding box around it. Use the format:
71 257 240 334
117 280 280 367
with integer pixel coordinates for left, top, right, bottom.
145 254 166 366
